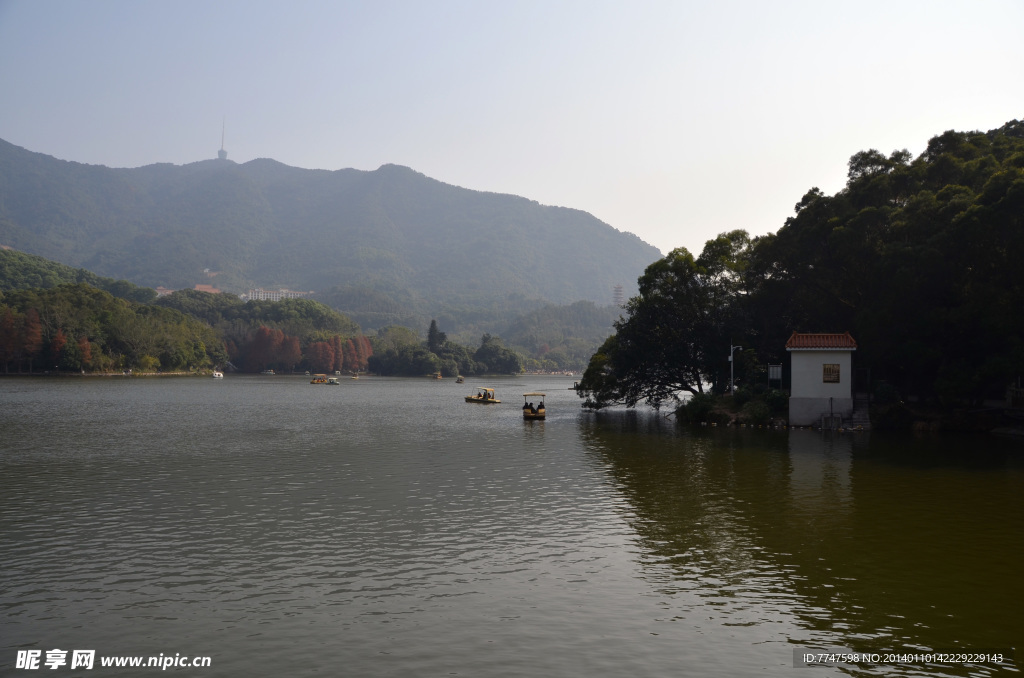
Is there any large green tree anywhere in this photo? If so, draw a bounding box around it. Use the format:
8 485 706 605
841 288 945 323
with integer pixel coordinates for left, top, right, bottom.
473 333 523 375
427 319 447 353
578 231 751 409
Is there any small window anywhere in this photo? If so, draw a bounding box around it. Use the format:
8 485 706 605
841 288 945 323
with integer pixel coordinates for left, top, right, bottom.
823 364 840 383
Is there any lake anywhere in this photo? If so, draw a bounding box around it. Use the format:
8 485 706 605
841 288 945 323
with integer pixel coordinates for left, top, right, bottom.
1 375 1021 676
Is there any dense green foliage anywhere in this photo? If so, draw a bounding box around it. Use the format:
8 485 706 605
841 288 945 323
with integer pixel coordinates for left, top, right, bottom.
0 248 157 303
580 120 1024 410
368 321 524 377
502 300 622 371
357 298 620 372
154 290 368 373
0 247 611 374
579 233 748 409
155 291 359 341
0 279 372 374
0 141 659 332
0 284 224 373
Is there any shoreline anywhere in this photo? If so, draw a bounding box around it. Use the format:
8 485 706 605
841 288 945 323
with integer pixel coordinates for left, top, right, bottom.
0 371 203 378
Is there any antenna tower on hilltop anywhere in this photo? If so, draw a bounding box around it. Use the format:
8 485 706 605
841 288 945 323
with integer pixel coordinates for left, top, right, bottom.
217 118 228 160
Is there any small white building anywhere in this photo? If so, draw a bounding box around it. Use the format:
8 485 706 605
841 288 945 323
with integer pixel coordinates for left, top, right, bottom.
786 332 857 426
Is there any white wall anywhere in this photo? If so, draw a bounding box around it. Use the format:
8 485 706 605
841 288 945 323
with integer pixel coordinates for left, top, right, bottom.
790 350 853 399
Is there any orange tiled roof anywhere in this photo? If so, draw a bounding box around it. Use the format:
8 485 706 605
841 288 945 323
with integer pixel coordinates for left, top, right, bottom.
785 331 857 350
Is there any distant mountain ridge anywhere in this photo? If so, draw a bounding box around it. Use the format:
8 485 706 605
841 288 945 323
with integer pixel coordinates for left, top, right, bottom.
0 139 660 328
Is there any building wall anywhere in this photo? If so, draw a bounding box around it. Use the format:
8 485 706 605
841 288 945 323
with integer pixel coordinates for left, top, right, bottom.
789 397 854 426
789 350 853 426
790 350 853 399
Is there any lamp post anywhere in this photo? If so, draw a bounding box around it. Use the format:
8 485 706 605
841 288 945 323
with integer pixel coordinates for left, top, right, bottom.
729 344 743 395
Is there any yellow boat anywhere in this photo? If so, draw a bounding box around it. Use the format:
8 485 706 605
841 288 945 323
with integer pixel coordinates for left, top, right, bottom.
466 387 500 404
310 374 338 384
522 392 546 420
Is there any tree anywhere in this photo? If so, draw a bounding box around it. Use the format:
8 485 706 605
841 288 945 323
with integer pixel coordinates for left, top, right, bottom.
243 326 284 371
473 334 523 374
352 335 367 371
307 341 335 373
427 319 447 353
50 328 67 368
436 341 477 376
343 339 359 372
77 335 93 369
374 325 420 352
280 336 302 371
331 335 345 372
356 335 372 371
0 284 222 373
367 344 440 376
0 307 19 373
22 309 43 373
578 232 751 410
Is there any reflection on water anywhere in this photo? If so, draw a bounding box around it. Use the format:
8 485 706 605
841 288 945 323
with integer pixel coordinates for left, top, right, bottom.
582 411 1023 674
1 377 1021 676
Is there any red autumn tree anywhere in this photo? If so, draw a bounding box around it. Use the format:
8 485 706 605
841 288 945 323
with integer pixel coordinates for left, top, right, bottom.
245 326 288 371
50 328 68 368
343 339 358 372
77 336 92 368
0 307 18 373
280 336 302 371
307 341 335 373
358 335 373 367
331 335 345 372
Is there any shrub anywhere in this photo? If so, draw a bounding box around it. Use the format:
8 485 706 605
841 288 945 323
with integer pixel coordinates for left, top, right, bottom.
137 355 160 372
871 402 912 431
732 387 754 408
765 389 789 414
873 382 901 405
740 400 772 426
676 392 729 425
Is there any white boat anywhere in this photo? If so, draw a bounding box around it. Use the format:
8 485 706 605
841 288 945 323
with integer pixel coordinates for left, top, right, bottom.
212 370 224 379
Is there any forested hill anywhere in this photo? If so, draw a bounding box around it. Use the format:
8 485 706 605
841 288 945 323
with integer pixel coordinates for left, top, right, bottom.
579 119 1024 412
0 248 157 303
0 140 660 317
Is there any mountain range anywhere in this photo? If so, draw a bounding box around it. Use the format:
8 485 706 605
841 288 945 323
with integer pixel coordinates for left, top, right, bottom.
0 138 660 333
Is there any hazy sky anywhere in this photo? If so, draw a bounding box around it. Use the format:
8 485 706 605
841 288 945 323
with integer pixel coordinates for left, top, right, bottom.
1 1 1021 255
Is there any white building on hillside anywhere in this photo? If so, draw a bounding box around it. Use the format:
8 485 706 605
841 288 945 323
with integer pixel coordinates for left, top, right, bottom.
242 288 312 302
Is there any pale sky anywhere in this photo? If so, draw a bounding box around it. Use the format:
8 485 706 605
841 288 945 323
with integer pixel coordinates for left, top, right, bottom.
1 0 1021 256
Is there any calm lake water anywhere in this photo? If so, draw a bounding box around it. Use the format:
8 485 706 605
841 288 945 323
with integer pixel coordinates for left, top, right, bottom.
1 375 1022 677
